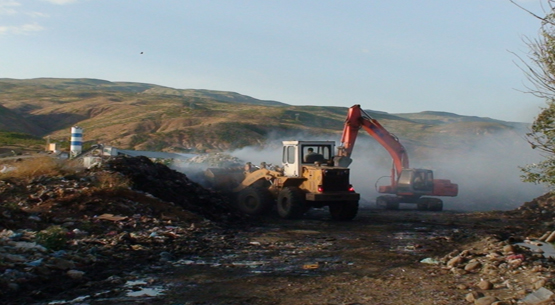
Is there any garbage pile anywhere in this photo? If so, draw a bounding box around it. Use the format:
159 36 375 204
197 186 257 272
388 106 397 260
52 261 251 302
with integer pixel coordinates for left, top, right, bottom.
507 193 555 225
0 156 248 304
425 235 555 304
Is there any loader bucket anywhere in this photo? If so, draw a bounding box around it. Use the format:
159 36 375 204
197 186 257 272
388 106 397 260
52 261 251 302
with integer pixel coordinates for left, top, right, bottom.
204 167 245 191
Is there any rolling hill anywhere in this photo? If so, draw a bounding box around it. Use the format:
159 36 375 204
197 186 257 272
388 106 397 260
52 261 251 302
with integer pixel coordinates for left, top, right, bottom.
0 77 528 155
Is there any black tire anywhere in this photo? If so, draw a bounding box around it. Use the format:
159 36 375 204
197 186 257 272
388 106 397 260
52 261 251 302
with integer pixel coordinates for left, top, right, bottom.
329 201 359 221
376 196 388 209
277 187 307 219
386 199 400 210
416 200 428 211
237 187 273 215
428 199 443 211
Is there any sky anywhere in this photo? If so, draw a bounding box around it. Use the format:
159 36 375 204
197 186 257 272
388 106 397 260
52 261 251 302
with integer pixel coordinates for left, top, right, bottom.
0 0 550 122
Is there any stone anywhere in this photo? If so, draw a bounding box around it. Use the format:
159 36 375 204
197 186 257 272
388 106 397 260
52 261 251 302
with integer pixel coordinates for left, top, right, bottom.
474 296 498 305
447 255 463 268
465 260 482 271
466 291 484 302
502 244 515 254
534 279 547 290
477 280 494 290
67 269 85 279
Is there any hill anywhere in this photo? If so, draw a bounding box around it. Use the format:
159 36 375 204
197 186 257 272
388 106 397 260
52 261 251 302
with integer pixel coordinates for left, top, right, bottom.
0 78 528 154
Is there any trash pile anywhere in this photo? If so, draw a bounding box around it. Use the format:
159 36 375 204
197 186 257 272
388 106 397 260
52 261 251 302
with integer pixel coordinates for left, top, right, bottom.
0 156 248 304
507 193 555 226
416 195 555 304
425 235 555 304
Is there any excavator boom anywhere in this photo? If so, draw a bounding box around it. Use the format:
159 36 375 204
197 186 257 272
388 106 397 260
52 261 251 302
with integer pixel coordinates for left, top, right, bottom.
338 104 409 185
338 104 458 210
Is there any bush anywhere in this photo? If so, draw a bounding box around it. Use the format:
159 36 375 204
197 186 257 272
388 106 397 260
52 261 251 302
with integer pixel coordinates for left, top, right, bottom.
35 225 68 250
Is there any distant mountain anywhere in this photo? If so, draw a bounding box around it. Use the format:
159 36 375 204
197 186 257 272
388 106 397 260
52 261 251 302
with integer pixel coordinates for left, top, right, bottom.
0 78 530 155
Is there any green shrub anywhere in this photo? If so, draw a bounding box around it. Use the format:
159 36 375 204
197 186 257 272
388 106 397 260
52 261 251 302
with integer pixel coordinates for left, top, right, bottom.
35 225 68 250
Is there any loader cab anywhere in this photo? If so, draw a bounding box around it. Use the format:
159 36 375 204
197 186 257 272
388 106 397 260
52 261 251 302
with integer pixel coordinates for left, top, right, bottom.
396 168 434 194
282 140 335 177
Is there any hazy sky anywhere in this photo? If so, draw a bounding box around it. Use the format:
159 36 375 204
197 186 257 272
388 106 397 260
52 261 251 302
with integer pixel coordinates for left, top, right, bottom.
0 0 549 122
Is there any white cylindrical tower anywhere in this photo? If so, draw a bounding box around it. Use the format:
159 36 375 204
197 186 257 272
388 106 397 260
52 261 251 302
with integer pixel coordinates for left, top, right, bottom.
70 126 83 158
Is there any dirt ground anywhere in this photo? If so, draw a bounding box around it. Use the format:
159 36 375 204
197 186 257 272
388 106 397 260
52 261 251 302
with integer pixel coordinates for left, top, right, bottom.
2 156 555 305
104 208 534 305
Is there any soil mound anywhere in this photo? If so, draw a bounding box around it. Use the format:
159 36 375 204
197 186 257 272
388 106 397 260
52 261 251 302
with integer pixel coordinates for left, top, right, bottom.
0 156 247 304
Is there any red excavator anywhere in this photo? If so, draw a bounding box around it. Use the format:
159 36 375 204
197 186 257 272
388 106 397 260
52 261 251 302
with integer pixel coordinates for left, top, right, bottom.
334 104 458 211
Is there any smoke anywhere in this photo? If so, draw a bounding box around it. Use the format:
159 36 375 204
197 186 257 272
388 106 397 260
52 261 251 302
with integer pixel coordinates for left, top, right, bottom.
405 127 546 211
174 125 547 212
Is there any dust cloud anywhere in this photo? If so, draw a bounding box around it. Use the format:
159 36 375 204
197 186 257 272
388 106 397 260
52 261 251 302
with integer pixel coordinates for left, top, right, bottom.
176 126 547 212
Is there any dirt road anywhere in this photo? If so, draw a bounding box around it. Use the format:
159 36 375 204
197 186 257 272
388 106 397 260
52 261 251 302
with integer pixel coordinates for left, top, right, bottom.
74 207 532 305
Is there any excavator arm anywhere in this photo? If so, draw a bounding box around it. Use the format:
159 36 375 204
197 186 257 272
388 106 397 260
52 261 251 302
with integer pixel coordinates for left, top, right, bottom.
336 104 458 204
337 104 409 186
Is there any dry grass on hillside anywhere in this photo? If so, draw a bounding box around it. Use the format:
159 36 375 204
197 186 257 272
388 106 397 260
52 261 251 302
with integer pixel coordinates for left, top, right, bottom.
0 156 77 181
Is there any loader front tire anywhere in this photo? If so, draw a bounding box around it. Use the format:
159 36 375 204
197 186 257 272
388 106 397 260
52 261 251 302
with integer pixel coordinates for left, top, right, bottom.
277 187 307 219
329 201 359 221
237 187 273 215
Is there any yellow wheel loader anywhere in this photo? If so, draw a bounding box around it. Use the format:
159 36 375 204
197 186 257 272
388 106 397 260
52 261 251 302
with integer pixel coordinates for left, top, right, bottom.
205 141 360 220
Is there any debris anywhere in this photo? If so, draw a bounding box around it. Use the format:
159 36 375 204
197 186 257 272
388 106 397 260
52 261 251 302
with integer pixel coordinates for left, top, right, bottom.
420 257 440 264
521 287 554 304
97 214 128 221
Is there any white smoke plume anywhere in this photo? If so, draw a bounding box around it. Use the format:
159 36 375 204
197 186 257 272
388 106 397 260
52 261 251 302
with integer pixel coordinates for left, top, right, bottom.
175 125 546 212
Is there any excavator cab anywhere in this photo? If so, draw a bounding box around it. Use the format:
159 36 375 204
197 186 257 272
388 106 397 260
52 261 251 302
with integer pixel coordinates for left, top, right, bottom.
395 169 434 194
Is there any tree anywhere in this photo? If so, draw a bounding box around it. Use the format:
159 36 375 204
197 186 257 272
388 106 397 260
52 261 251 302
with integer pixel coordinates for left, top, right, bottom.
516 1 555 188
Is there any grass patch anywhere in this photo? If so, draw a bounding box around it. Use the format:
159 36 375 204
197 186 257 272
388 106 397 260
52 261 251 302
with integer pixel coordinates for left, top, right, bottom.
35 225 68 250
0 156 73 181
0 131 43 147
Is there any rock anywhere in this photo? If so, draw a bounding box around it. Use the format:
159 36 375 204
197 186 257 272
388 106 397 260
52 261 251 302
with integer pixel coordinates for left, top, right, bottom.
66 269 85 279
477 280 494 290
447 255 463 268
50 257 76 270
465 260 482 271
545 231 555 243
474 296 498 305
534 279 547 290
466 291 484 302
502 244 515 254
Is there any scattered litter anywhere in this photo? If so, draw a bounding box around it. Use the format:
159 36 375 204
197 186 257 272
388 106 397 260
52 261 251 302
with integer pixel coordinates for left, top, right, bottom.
420 258 440 264
521 287 554 304
96 213 128 221
303 263 320 269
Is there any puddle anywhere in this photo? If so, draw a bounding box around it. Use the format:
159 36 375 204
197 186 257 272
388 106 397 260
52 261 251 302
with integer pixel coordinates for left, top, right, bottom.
390 228 451 254
515 240 555 258
125 279 166 297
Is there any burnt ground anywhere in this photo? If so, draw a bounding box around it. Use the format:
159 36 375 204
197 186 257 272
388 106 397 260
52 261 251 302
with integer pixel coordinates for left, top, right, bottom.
1 156 555 305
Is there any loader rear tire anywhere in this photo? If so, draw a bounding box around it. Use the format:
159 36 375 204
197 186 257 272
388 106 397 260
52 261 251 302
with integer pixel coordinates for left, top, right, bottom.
329 201 359 221
277 187 307 219
237 187 273 215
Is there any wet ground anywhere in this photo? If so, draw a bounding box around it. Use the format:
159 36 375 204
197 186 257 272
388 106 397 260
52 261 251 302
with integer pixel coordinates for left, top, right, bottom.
3 156 553 305
47 206 523 305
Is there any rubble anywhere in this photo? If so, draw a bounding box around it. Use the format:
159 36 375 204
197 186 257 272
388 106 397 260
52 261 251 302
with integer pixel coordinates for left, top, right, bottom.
3 155 555 304
0 156 250 304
